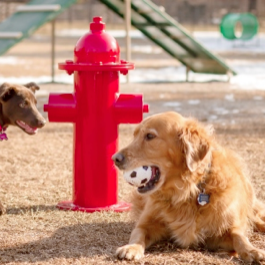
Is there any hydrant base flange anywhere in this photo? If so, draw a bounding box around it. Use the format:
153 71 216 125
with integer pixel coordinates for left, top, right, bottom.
57 201 131 213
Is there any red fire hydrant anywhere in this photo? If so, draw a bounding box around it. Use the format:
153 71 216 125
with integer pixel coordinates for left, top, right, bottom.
44 17 149 212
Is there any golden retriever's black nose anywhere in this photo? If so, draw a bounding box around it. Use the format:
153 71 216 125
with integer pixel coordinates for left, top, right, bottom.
112 153 125 166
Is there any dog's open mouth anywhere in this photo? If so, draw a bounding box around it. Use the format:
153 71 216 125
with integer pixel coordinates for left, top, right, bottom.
138 166 160 193
16 120 38 135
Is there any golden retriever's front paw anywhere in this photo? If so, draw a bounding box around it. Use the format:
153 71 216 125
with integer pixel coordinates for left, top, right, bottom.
240 248 265 262
116 244 144 260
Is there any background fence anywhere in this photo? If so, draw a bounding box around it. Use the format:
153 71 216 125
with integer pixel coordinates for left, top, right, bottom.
1 0 265 29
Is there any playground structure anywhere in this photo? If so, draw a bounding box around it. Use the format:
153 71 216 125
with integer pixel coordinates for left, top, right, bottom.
44 17 149 212
0 0 77 82
220 13 259 41
0 0 236 81
99 0 237 78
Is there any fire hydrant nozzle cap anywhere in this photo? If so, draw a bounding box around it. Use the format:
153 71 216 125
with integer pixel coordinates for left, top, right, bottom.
43 104 48 112
143 104 149 113
90 17 105 32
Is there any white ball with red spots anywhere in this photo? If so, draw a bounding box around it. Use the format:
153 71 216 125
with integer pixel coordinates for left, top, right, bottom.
123 166 152 187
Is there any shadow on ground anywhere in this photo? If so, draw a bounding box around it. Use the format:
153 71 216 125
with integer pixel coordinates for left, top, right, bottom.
0 221 133 263
6 205 58 215
0 219 242 264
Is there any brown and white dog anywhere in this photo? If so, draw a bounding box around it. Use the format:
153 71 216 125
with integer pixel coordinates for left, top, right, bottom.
0 82 46 213
112 111 265 263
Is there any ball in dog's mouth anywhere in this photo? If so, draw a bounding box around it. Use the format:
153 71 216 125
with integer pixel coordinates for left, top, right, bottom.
138 166 160 193
16 120 38 135
123 166 160 193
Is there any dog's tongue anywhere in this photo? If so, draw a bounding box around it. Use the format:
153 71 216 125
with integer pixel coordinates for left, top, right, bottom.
16 120 38 134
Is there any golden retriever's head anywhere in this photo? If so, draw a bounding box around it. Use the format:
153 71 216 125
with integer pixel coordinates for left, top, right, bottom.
112 112 214 195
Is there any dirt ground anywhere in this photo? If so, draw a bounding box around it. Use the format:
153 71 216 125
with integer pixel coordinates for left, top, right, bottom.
1 23 265 264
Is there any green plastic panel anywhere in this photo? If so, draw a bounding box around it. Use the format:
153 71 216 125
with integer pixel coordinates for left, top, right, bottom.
220 13 259 40
100 0 236 75
0 0 77 56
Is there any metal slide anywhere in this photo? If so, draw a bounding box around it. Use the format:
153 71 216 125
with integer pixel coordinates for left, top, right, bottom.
0 0 77 56
100 0 236 76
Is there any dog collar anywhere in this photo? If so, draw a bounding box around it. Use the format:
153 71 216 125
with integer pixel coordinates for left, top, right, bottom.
0 125 8 141
197 162 211 206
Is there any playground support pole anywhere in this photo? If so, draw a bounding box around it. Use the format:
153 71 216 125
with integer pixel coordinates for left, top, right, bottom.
186 66 190 82
227 70 232 83
125 0 131 83
51 19 55 83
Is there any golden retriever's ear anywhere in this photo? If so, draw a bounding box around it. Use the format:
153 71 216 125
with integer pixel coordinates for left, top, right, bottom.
181 121 210 172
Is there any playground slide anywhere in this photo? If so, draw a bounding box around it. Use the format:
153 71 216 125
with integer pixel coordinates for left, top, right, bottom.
99 0 236 75
0 0 77 57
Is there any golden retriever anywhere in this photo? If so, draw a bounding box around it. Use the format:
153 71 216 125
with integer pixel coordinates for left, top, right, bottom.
112 111 265 262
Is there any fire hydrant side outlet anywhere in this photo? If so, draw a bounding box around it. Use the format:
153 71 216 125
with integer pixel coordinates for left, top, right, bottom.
114 94 149 124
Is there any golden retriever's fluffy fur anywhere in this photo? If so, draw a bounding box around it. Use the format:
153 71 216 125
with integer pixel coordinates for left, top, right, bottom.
112 111 265 262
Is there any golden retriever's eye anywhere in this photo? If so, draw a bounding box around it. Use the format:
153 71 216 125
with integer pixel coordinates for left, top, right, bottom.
145 133 156 141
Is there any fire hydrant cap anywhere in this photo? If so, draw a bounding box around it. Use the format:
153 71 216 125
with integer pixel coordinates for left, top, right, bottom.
74 17 120 64
90 17 105 32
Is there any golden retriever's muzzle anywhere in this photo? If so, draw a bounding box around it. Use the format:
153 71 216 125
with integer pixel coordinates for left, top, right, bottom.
112 152 125 169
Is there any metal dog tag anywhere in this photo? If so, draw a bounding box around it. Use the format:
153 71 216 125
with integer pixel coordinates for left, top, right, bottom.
197 193 210 206
0 132 7 141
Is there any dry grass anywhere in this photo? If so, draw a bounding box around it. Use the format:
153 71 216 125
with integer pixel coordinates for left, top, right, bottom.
0 83 265 265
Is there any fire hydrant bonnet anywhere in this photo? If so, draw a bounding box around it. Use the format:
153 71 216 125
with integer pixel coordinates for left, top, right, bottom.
74 16 120 64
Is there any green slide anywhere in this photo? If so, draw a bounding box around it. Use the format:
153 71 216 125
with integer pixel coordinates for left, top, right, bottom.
100 0 236 76
0 0 77 56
